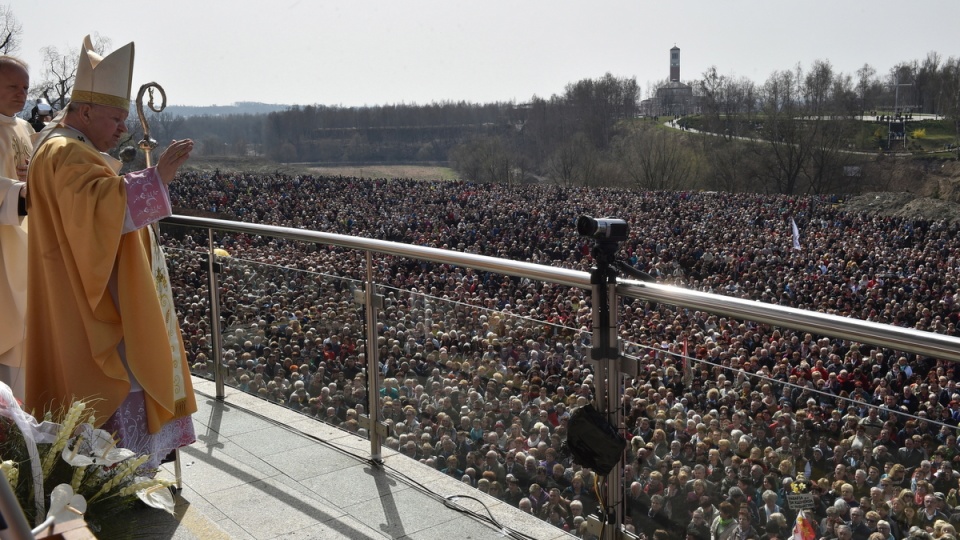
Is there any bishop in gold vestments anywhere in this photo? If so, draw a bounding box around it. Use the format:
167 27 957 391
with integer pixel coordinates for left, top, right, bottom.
26 129 198 468
26 37 196 469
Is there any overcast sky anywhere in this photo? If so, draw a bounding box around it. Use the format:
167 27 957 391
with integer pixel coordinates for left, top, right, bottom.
13 0 960 108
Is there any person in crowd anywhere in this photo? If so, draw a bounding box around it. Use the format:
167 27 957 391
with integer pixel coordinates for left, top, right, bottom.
688 508 712 540
735 506 760 540
875 520 894 540
918 494 950 531
712 501 740 540
831 524 854 540
639 494 677 540
503 474 525 507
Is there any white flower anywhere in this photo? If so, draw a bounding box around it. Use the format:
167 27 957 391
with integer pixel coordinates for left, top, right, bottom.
0 460 17 486
61 424 135 467
134 481 175 514
46 484 86 524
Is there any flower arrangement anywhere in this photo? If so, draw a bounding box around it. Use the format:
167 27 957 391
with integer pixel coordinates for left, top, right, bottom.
790 476 809 494
0 383 174 536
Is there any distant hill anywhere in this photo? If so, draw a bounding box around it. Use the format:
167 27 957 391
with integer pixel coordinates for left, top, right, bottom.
163 102 291 117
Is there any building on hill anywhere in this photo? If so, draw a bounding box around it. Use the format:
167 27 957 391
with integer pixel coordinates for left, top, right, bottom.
640 45 699 117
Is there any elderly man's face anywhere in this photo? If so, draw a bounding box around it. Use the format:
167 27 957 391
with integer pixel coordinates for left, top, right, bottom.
0 63 28 117
76 103 129 152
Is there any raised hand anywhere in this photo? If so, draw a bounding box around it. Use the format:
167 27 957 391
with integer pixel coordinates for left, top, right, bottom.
156 139 194 185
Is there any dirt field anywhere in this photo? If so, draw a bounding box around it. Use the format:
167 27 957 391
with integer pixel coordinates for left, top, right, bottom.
186 157 458 182
843 160 960 222
302 164 458 181
844 192 960 223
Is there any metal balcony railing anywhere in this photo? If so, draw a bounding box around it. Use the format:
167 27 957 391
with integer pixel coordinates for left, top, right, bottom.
162 213 960 540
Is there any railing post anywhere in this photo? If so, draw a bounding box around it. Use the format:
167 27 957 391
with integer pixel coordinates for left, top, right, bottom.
364 250 383 461
207 229 225 399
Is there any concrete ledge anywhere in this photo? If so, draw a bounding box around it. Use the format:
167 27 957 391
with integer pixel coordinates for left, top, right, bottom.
186 376 575 539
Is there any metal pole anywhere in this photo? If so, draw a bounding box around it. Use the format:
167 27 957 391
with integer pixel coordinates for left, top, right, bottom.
364 251 382 461
895 83 902 149
603 281 622 540
207 229 225 399
589 247 623 540
591 269 607 430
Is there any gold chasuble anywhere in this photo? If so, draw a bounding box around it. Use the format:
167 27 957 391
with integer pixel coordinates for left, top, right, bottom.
25 132 196 433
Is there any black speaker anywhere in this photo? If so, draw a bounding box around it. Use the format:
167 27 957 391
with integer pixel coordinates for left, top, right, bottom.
564 404 626 476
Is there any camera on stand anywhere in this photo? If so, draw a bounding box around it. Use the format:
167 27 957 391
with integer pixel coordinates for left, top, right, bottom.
566 215 630 493
576 216 629 242
577 216 652 282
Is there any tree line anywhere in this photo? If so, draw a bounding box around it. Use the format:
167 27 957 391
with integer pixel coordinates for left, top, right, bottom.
164 55 956 195
4 2 958 194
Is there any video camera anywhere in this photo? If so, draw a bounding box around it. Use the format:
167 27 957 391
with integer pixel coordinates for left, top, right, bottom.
576 216 628 242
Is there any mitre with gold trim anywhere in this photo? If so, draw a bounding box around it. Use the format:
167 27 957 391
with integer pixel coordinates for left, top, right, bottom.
70 35 134 110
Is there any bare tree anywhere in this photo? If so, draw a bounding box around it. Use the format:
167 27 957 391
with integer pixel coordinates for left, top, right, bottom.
563 73 639 149
547 134 582 187
697 67 758 140
570 133 601 188
32 34 111 110
799 60 857 192
803 119 854 194
697 66 729 138
701 137 754 192
804 60 834 116
478 136 513 184
34 48 76 110
943 56 960 145
449 136 513 184
616 124 700 191
756 66 812 194
916 51 942 114
888 62 918 113
544 132 606 187
752 60 863 194
856 63 877 114
148 111 186 144
0 5 22 54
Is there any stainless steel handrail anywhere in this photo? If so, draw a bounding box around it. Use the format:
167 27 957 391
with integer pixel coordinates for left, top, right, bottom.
618 280 960 364
164 215 591 289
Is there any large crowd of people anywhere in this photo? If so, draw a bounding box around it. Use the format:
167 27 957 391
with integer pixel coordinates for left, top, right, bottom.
163 172 960 540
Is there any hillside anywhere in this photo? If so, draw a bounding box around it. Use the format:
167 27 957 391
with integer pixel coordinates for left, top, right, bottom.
846 160 960 222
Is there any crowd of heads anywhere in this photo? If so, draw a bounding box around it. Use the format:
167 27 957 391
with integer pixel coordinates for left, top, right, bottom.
164 172 960 538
